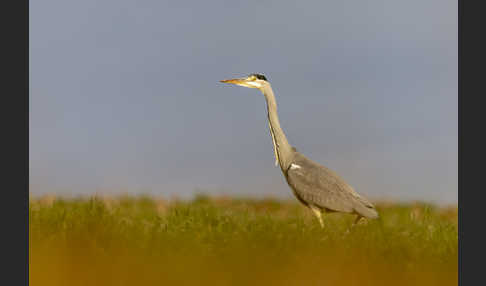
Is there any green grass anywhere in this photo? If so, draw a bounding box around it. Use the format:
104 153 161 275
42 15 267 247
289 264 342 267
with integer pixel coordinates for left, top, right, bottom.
30 194 457 286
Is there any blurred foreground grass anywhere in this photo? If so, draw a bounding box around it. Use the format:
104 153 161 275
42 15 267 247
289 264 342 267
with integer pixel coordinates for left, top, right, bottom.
30 195 457 286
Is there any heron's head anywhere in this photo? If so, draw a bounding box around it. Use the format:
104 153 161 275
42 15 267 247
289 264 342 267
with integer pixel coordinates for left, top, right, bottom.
220 74 268 90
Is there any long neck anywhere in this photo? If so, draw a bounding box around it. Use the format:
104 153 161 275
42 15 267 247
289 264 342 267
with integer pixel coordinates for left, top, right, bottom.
261 83 293 171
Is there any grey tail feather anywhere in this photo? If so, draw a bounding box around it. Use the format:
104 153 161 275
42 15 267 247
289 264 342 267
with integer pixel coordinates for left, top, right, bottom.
353 194 378 219
354 204 379 219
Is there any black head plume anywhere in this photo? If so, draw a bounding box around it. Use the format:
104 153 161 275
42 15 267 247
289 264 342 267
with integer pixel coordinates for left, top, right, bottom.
250 74 268 81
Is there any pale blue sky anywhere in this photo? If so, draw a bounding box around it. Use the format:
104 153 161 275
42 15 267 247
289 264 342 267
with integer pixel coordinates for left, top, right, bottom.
30 0 457 203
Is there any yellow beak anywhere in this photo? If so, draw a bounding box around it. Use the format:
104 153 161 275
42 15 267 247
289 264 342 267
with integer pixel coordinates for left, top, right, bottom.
220 78 256 88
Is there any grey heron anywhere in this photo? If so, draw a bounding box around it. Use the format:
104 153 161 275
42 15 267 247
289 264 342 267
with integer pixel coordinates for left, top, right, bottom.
220 74 379 227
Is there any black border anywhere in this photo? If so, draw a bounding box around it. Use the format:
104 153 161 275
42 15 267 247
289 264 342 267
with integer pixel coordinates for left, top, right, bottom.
3 0 28 284
459 0 484 285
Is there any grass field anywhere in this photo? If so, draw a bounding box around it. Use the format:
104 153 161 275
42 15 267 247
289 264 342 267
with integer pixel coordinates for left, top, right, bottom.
29 194 457 286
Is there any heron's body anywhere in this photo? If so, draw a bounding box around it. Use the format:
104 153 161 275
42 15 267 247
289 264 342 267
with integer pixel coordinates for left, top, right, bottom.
285 151 378 221
221 74 378 227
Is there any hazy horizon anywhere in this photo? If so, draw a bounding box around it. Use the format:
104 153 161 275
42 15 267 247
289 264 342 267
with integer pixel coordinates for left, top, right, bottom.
30 0 457 204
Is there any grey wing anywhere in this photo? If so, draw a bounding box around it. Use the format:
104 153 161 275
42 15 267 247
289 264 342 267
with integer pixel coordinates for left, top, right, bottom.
285 153 378 218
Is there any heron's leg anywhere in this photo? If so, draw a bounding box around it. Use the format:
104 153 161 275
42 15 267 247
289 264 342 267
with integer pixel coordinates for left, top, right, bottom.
309 205 324 228
344 215 363 235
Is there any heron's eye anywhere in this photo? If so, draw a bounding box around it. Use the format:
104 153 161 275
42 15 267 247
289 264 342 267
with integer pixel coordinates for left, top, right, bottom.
248 75 256 81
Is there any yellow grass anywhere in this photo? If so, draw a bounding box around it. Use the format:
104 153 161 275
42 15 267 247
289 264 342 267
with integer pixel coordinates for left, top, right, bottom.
29 195 458 286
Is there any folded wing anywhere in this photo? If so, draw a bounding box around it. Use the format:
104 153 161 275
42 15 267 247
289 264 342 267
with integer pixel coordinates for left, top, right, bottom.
285 152 378 218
